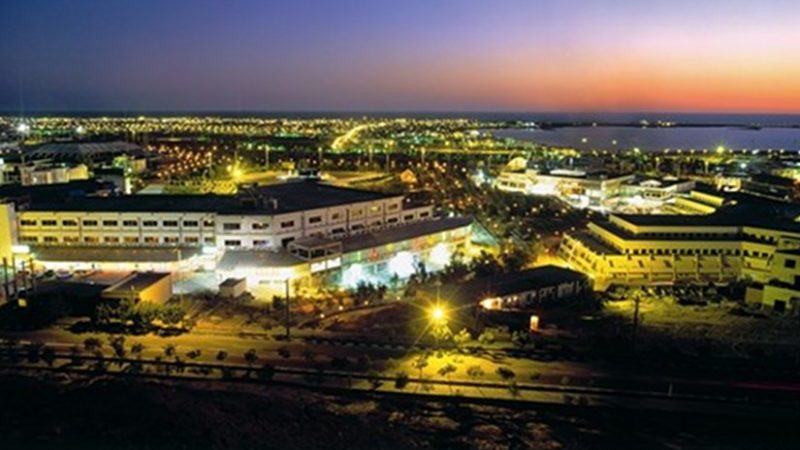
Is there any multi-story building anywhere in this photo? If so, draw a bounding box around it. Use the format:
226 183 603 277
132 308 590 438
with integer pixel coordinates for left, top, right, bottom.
1 179 471 288
559 188 800 312
496 166 636 210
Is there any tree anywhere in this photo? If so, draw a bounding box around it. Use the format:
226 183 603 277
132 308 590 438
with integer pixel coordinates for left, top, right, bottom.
69 345 83 366
216 350 228 362
277 346 291 359
83 337 102 352
500 246 529 272
186 349 202 360
163 344 176 358
244 348 259 376
438 362 457 392
384 358 399 372
466 365 485 382
511 330 531 350
258 363 275 382
130 343 145 358
367 370 383 390
356 354 371 371
25 342 44 364
108 336 126 359
41 346 56 367
453 328 472 351
430 321 452 348
394 371 410 390
496 367 516 382
412 353 429 381
160 303 188 327
330 356 350 371
477 329 496 346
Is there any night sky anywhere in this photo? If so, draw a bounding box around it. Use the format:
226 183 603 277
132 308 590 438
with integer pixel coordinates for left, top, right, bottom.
1 0 798 113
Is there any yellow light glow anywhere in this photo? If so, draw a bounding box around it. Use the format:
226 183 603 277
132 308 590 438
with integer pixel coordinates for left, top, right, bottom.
431 305 445 322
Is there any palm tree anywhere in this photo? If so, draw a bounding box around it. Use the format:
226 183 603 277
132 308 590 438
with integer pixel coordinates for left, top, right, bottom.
412 354 429 391
83 337 102 353
25 342 44 364
258 363 275 382
438 363 457 393
130 343 145 359
243 349 258 377
163 344 176 358
69 345 83 366
41 346 56 367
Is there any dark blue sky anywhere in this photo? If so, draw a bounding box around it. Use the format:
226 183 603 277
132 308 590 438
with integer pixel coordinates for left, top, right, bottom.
2 0 798 112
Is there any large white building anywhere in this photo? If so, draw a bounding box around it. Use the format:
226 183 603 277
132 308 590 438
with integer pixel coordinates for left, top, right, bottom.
0 180 471 288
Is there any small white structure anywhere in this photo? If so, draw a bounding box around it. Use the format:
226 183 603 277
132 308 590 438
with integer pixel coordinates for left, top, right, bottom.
219 277 247 299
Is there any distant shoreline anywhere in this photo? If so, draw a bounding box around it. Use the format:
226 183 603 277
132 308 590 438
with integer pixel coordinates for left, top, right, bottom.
2 111 800 127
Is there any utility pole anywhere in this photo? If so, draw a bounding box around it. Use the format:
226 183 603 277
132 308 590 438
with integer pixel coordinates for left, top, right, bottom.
284 278 291 340
264 145 270 170
631 291 641 354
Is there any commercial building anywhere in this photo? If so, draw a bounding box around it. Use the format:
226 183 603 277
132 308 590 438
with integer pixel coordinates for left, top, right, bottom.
1 179 471 289
559 188 800 312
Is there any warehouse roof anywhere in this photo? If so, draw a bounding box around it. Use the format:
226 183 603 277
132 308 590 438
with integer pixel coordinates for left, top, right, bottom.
31 245 202 262
104 272 171 294
27 180 401 215
432 265 588 306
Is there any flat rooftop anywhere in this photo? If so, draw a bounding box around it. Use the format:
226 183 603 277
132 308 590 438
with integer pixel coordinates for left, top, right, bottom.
0 180 112 204
105 272 170 294
341 217 472 253
24 141 143 161
434 265 588 306
27 180 401 215
31 245 203 263
539 169 633 181
218 249 303 270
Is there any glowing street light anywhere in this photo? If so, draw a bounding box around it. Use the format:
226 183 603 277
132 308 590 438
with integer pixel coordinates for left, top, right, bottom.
430 305 445 323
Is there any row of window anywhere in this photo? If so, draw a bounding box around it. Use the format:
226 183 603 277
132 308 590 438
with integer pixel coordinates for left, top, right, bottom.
223 239 271 247
624 247 770 257
20 219 214 228
22 210 427 231
20 235 215 245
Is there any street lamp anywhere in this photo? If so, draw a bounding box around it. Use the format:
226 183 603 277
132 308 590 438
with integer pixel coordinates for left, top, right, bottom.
431 305 445 323
428 303 449 348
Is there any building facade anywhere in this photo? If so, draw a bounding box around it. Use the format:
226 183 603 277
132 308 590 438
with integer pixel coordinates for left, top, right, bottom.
559 190 800 312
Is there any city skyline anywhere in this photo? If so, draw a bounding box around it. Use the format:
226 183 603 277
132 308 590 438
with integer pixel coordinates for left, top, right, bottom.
2 0 799 113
